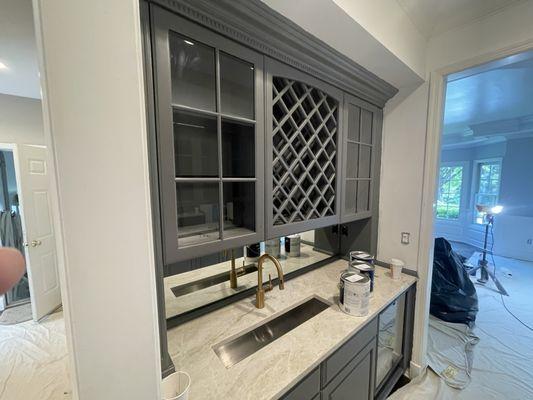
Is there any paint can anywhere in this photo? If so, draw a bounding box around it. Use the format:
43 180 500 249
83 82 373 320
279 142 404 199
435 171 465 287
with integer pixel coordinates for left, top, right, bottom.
285 234 301 257
265 239 281 258
349 261 375 293
349 251 375 293
339 271 370 317
349 250 375 265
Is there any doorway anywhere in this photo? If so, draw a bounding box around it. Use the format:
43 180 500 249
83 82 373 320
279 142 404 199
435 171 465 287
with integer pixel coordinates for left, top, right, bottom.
0 148 28 308
0 143 62 322
393 48 533 399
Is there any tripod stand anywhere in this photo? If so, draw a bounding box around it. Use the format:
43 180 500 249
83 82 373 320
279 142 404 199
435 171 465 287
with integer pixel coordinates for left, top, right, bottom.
468 213 508 296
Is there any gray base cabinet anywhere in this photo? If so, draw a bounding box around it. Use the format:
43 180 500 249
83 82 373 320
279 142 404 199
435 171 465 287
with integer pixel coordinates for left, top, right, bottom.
323 341 376 400
281 286 415 400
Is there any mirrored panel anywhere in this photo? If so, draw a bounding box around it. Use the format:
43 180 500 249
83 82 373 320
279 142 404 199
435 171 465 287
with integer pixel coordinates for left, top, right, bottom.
164 226 339 320
169 31 216 111
176 182 220 247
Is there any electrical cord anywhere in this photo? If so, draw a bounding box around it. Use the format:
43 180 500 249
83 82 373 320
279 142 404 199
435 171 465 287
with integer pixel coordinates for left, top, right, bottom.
489 223 533 332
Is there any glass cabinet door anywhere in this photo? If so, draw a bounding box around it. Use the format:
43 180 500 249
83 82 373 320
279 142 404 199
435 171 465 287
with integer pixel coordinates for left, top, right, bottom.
152 6 264 265
376 295 406 389
341 94 380 223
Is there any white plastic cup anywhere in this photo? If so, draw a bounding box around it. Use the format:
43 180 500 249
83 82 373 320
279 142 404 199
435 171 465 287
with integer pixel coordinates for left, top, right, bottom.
390 258 404 280
161 371 191 400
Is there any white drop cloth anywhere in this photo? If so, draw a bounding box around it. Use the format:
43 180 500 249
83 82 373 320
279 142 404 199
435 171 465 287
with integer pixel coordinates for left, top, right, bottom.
389 254 533 400
0 310 71 400
426 316 479 389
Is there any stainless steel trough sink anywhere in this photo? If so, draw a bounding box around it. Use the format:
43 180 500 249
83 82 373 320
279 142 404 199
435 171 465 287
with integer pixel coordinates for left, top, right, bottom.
213 296 330 368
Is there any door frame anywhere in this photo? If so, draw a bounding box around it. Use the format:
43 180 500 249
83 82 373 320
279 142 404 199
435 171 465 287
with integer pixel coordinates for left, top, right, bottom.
412 39 533 377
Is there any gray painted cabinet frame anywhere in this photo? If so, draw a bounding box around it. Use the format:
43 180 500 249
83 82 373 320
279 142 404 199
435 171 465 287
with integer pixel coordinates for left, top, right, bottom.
340 94 383 224
151 6 265 265
265 58 343 239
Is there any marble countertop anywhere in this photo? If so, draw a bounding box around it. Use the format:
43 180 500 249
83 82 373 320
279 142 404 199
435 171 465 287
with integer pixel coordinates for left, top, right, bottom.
166 259 416 400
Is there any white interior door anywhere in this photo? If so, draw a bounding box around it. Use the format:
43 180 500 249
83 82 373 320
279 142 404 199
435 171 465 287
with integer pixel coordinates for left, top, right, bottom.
16 144 61 321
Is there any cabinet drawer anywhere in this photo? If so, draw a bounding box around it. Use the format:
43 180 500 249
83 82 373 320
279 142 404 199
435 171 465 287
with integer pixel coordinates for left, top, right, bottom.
282 367 320 400
322 317 377 386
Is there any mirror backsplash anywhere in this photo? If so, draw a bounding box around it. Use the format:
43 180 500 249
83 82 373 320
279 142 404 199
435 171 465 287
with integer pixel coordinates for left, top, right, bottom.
164 226 339 320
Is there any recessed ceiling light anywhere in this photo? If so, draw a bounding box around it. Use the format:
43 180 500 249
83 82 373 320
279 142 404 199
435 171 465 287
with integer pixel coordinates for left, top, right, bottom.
183 40 194 46
0 62 8 70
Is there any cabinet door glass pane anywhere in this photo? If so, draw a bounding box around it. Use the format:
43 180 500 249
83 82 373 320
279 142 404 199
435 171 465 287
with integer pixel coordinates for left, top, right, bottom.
358 145 372 179
360 108 373 144
223 182 255 238
357 180 370 212
347 104 361 141
220 52 254 119
346 143 359 179
174 109 218 177
222 119 255 178
345 180 356 215
376 296 405 387
176 182 220 247
169 31 216 111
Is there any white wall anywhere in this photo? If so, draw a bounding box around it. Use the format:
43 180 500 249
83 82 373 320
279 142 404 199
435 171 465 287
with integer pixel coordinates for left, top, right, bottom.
377 83 429 270
377 1 533 272
34 1 161 399
332 0 427 79
0 93 44 145
427 0 533 73
261 0 423 89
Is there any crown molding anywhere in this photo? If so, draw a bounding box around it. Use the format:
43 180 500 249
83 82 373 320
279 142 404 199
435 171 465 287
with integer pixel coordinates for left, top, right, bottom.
148 0 398 107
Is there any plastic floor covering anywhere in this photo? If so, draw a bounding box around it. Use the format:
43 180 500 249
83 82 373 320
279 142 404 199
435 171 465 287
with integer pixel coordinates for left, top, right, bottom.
0 310 71 400
389 253 533 400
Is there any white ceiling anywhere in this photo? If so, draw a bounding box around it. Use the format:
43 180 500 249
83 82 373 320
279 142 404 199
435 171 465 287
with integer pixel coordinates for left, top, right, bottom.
397 0 525 39
0 0 41 99
442 49 533 148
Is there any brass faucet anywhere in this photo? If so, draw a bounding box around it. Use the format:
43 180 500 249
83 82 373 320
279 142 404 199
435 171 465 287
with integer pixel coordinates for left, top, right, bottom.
256 254 284 309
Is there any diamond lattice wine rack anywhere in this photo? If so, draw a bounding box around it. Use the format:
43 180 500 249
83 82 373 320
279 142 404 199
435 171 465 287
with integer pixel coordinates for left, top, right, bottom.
271 77 339 226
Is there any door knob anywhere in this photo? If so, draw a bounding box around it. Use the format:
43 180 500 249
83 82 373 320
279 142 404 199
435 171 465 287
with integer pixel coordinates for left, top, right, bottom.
30 240 42 247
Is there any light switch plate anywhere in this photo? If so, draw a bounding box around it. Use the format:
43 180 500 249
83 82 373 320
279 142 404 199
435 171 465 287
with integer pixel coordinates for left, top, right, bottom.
401 232 410 245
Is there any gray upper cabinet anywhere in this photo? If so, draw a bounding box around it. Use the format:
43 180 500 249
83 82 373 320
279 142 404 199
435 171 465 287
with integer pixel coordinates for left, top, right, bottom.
265 58 343 239
151 5 265 265
340 94 382 224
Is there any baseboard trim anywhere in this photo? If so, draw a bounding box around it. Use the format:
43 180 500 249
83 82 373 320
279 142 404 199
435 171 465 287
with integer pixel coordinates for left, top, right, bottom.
409 361 425 378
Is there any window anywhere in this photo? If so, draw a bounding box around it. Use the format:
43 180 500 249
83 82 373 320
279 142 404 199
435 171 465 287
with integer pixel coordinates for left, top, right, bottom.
474 161 501 224
436 165 464 220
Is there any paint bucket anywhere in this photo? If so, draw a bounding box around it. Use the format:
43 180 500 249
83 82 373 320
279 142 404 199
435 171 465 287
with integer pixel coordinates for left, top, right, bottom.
339 271 370 317
349 261 375 294
349 250 375 265
161 371 190 400
285 234 301 257
265 239 281 258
